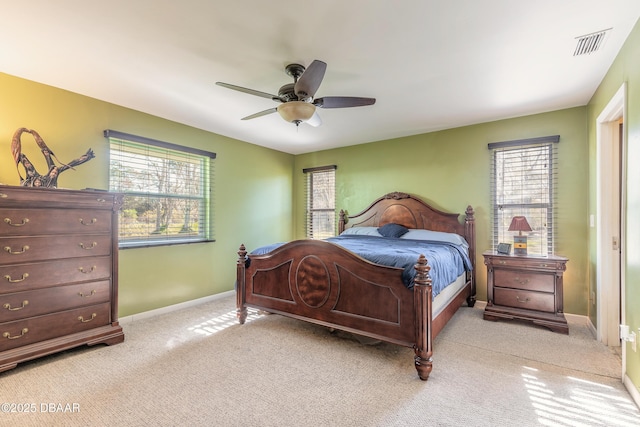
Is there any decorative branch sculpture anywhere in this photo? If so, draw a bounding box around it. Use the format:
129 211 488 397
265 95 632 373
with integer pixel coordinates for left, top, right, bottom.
11 127 95 188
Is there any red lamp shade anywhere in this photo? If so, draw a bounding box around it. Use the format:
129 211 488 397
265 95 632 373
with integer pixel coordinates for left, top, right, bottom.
508 216 532 236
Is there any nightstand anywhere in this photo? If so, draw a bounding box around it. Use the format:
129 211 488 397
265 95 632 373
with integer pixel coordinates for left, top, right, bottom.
483 251 569 334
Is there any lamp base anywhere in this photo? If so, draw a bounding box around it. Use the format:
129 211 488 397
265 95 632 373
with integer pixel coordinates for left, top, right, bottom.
513 235 528 255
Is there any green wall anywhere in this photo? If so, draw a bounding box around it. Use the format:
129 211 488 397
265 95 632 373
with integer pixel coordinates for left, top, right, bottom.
587 18 640 395
0 72 294 316
294 107 589 313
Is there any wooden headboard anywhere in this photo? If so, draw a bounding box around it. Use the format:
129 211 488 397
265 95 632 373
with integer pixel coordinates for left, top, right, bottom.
338 191 476 270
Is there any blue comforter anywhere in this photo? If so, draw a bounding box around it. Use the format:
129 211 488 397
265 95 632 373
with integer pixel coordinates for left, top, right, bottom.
250 235 472 297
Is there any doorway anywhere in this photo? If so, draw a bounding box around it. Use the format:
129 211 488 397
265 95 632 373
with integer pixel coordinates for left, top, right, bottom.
595 83 626 357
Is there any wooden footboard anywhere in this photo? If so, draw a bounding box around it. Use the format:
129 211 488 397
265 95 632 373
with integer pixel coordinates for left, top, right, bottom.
236 240 437 380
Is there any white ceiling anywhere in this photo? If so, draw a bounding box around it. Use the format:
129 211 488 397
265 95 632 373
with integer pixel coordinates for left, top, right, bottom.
1 1 639 155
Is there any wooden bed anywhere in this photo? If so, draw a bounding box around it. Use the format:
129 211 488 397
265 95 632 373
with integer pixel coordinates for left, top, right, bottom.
236 191 476 380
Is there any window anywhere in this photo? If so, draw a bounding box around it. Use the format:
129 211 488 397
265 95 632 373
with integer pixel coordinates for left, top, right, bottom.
303 165 336 239
489 135 559 256
105 130 215 248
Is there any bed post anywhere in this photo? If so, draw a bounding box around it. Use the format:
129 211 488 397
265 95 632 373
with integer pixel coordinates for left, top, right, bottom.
338 209 347 234
413 254 433 381
464 205 477 307
236 244 248 324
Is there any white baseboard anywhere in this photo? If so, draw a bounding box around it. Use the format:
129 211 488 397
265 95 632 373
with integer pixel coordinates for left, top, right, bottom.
119 290 234 325
624 374 640 410
585 315 598 338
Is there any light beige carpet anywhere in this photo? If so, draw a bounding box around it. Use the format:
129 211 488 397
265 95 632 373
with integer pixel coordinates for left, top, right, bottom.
1 295 638 427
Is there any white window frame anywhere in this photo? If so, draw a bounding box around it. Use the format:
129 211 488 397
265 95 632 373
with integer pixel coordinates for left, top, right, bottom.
489 135 559 256
105 130 215 248
303 165 337 239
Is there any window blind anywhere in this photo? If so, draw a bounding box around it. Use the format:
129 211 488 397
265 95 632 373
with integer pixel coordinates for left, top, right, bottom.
489 135 559 256
105 130 215 248
303 165 337 239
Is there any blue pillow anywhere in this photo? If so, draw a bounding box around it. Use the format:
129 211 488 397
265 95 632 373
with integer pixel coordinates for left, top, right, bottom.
377 223 409 238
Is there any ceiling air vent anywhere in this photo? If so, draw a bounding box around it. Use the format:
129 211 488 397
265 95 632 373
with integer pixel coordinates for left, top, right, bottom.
573 28 611 56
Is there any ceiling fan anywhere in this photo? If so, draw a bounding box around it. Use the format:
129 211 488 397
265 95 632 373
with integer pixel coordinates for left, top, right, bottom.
216 60 376 127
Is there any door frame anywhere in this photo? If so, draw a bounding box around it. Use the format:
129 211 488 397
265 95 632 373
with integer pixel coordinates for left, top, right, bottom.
596 83 626 366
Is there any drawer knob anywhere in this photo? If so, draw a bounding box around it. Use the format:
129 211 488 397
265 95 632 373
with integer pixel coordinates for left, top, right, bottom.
78 242 97 250
3 245 29 255
0 193 7 198
78 313 97 323
4 273 29 283
4 217 29 227
2 328 28 340
78 290 96 298
516 296 531 303
514 277 529 285
3 300 29 311
79 218 97 226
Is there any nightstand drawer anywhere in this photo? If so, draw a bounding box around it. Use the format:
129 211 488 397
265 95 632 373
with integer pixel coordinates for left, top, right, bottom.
487 256 566 272
494 269 555 293
494 288 554 313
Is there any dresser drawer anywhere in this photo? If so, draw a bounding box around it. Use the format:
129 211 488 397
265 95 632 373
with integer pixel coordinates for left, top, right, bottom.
0 256 111 294
0 302 111 352
0 186 119 210
494 288 555 313
0 234 111 264
494 269 555 293
0 208 111 236
0 280 110 322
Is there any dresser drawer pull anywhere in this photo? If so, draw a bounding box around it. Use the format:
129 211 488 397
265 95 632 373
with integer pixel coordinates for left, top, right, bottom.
3 328 28 340
4 245 29 255
96 198 106 203
78 242 97 250
78 313 97 323
4 217 29 226
3 300 29 311
79 218 97 226
499 261 506 264
516 296 531 303
4 273 29 283
78 266 96 274
78 290 96 298
514 277 529 285
0 193 7 198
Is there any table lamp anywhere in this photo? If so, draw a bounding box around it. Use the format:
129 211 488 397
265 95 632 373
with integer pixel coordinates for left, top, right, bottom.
508 216 532 255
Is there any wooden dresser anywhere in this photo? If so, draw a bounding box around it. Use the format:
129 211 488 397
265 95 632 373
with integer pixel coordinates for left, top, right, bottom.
483 251 569 334
0 185 124 372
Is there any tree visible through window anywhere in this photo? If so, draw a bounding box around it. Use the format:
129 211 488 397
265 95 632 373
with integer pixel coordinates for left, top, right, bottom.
304 165 336 239
106 130 215 248
489 136 558 256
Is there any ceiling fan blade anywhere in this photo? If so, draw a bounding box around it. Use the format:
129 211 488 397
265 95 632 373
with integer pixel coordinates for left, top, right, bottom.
313 96 376 109
241 108 278 121
294 60 327 100
306 111 322 127
216 82 281 102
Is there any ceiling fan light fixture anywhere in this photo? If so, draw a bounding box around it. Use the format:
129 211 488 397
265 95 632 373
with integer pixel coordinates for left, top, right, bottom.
277 101 316 125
